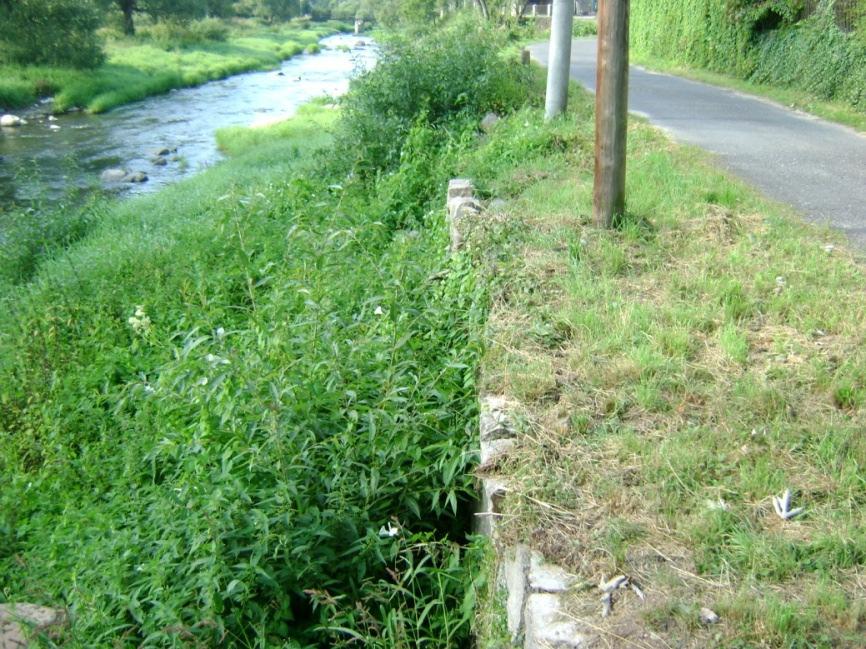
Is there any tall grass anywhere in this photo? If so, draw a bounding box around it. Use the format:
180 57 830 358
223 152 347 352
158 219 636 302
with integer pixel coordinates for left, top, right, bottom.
0 21 529 647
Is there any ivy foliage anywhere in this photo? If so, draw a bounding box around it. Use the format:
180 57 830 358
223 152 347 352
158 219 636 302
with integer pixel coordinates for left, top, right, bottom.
631 0 866 111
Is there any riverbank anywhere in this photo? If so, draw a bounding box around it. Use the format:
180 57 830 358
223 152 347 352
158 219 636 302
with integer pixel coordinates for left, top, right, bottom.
0 21 528 647
0 19 348 114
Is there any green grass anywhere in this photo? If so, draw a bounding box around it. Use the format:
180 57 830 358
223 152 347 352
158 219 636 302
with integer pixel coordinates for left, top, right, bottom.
215 100 339 157
469 79 866 647
0 20 346 114
0 100 488 646
631 52 866 133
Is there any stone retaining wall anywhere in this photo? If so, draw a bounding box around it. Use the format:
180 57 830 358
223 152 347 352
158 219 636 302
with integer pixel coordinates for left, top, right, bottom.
447 178 587 648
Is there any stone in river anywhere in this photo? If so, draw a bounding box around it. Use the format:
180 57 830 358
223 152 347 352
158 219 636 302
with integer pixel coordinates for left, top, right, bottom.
100 168 128 182
123 171 149 183
0 114 24 127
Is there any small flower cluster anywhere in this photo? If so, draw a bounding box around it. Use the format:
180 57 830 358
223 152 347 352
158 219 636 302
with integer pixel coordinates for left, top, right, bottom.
128 306 152 334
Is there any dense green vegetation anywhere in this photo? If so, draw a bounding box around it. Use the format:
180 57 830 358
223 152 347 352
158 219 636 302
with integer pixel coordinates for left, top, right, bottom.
0 20 342 113
631 0 866 115
0 19 532 647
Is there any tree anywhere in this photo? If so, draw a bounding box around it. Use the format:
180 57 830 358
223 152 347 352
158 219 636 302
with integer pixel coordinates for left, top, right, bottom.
0 0 104 68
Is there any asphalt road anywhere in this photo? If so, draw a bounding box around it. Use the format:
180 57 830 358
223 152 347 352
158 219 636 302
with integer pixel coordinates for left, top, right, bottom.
529 38 866 248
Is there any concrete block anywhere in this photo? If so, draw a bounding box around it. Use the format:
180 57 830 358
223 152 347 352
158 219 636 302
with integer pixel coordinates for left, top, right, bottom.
474 477 508 536
479 395 515 441
504 544 530 643
447 178 475 201
524 594 587 649
480 437 516 465
529 552 576 593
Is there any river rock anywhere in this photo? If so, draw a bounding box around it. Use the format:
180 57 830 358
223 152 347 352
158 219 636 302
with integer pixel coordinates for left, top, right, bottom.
152 147 171 157
123 171 149 183
0 115 24 127
0 603 67 648
480 112 501 132
151 156 168 166
101 168 128 183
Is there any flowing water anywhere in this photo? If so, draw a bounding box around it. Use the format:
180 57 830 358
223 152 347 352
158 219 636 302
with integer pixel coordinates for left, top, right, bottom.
0 33 376 213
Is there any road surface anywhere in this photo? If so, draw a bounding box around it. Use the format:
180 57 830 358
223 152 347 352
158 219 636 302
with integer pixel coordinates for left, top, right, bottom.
529 39 866 248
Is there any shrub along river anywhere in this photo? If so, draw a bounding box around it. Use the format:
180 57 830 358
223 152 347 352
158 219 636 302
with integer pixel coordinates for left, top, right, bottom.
0 33 376 212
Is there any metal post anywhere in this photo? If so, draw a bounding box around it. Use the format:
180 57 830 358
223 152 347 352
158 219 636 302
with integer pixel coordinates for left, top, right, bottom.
593 0 629 228
544 0 574 120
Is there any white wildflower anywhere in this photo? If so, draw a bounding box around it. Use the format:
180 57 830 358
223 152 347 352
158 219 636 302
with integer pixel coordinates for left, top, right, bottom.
374 306 384 316
127 305 152 334
378 521 400 538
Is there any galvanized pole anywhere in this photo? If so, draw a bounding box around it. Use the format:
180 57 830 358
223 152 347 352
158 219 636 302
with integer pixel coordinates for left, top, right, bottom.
544 0 574 120
593 0 629 228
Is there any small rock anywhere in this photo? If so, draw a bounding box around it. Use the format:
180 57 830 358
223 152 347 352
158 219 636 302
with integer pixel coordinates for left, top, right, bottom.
0 114 24 127
49 124 60 131
0 603 67 648
152 147 171 157
525 594 587 649
480 112 501 132
100 168 128 183
123 171 149 183
699 607 720 625
488 198 508 213
151 156 168 166
47 115 58 122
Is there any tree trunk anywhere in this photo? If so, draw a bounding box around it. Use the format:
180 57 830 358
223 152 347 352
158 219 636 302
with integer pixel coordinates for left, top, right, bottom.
119 0 136 36
474 0 490 19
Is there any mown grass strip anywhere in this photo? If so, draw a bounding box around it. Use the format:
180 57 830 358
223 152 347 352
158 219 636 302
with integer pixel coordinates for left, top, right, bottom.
470 82 866 648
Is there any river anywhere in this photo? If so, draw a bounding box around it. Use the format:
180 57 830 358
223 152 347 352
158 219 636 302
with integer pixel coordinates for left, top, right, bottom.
0 33 376 213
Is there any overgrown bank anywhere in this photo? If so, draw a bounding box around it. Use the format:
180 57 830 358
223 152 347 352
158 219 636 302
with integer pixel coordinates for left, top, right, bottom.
631 0 866 126
0 19 346 114
0 21 532 647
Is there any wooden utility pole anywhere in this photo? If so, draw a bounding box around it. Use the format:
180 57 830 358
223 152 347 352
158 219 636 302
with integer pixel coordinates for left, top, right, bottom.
544 0 574 120
593 0 629 228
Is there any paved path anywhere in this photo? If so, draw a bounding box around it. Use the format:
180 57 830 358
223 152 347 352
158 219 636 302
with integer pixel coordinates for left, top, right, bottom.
529 39 866 248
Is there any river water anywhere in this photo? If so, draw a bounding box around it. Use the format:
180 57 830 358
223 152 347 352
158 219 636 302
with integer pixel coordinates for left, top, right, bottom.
0 33 376 212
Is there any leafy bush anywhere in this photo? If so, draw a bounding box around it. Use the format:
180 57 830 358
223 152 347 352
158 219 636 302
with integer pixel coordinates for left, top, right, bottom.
338 18 531 177
141 17 230 48
572 18 597 37
0 0 104 69
188 17 230 41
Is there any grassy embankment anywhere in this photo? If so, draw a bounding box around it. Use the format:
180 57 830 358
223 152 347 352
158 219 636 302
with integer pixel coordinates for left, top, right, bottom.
469 82 866 646
0 22 529 648
0 19 346 114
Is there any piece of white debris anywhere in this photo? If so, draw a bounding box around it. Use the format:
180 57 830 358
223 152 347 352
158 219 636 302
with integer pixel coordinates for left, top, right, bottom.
772 488 804 520
598 575 628 593
378 521 400 538
699 607 720 625
600 592 613 618
374 306 384 316
823 244 835 253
